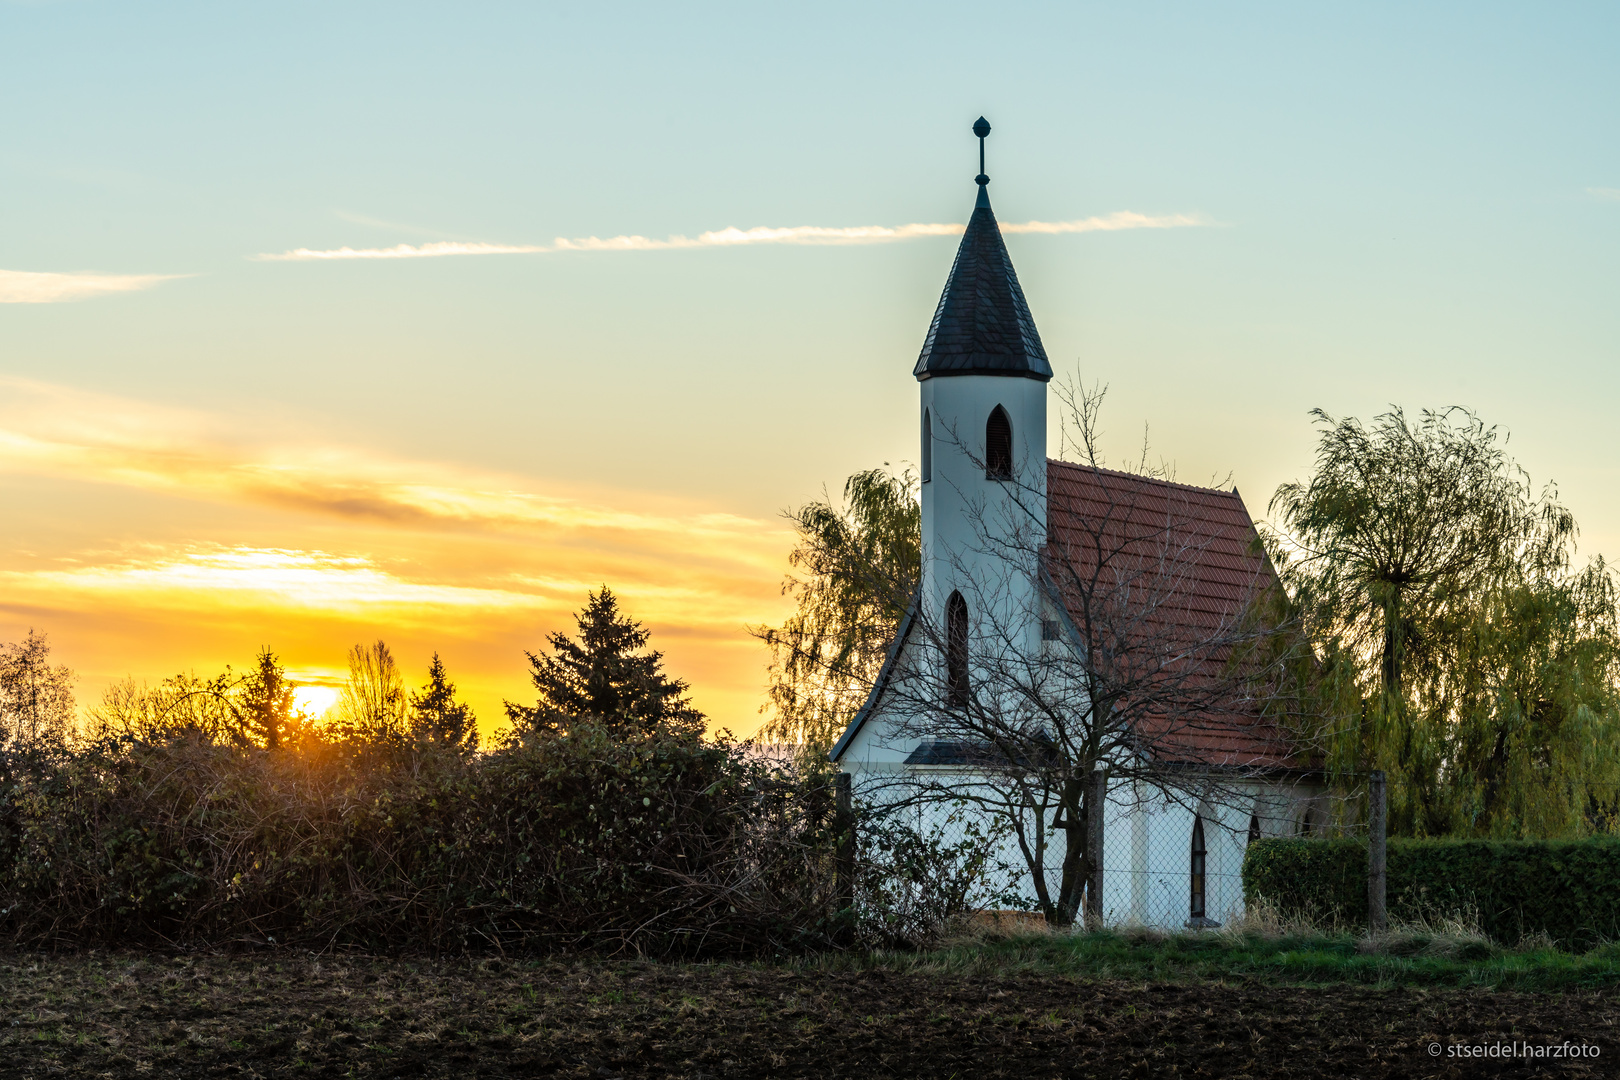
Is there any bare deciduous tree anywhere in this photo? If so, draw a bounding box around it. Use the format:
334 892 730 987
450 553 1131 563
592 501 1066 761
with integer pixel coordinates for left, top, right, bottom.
335 640 409 739
0 629 75 749
861 381 1312 925
89 649 308 750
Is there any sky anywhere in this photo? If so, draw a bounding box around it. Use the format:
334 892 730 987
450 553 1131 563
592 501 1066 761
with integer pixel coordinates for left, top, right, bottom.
2 1 1618 739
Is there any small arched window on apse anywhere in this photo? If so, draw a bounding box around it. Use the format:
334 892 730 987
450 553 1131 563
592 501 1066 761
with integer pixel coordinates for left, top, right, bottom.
1190 816 1208 921
1300 807 1319 838
945 590 969 707
986 406 1012 480
1248 814 1262 845
921 409 932 483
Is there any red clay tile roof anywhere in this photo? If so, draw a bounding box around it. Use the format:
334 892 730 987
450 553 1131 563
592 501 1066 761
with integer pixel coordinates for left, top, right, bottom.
1045 459 1307 771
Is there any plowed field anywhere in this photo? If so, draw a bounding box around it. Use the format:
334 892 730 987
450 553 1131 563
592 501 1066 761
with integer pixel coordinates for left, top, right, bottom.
2 952 1614 1078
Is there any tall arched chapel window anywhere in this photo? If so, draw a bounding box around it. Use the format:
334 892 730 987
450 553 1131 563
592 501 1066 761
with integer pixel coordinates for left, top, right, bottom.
986 406 1012 480
1190 816 1208 921
1248 814 1261 845
945 590 969 707
921 408 932 483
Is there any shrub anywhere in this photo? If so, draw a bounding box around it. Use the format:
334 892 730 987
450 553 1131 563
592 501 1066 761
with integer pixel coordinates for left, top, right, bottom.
0 725 842 956
853 803 1028 948
1244 835 1620 949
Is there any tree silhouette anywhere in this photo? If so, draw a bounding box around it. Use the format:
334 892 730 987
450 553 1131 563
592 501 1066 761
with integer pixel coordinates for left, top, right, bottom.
753 467 920 752
409 653 478 750
238 648 295 750
506 588 705 741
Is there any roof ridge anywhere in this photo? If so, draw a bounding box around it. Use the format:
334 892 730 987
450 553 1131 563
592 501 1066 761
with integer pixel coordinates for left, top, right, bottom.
1047 457 1247 500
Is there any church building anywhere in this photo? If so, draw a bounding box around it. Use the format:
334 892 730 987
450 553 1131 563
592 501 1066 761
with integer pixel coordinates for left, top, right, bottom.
829 119 1323 928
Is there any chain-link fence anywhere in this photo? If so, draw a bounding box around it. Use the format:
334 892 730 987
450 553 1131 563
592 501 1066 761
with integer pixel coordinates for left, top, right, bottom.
847 771 1343 930
844 771 1620 934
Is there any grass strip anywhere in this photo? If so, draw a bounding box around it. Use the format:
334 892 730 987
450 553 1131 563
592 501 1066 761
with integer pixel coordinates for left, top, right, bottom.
804 928 1620 991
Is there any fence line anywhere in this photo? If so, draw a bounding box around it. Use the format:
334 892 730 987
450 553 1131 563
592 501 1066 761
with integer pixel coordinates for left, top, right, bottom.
843 770 1620 933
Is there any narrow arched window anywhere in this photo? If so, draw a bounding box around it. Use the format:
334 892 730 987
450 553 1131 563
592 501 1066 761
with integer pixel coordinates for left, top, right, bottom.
945 590 969 707
986 406 1012 480
921 408 932 483
1190 815 1207 920
1247 814 1261 845
1300 808 1318 837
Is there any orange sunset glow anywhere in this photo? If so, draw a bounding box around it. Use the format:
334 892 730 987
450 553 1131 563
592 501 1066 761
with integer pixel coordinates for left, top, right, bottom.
0 376 795 738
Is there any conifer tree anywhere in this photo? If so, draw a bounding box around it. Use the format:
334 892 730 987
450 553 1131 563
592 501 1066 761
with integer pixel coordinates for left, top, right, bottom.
409 653 478 750
237 648 296 750
505 588 704 741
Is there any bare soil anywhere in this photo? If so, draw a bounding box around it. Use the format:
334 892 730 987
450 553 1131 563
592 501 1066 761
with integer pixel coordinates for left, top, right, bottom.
2 951 1615 1078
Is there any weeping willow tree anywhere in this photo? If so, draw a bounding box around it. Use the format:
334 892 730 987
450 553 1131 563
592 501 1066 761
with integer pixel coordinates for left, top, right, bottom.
753 467 920 752
1268 407 1620 837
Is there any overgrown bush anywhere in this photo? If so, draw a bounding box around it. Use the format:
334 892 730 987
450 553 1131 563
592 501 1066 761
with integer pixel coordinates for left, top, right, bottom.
0 725 844 956
1244 836 1620 948
852 802 1027 948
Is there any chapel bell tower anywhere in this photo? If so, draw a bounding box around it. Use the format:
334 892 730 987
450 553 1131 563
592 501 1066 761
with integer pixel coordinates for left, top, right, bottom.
915 117 1052 671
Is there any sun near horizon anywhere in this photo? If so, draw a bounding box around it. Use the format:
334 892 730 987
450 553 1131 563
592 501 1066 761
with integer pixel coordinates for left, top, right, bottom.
4 3 1618 743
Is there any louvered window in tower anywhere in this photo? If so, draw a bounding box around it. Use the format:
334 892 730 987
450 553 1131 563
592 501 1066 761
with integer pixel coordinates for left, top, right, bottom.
946 590 969 706
986 406 1012 480
1190 816 1208 920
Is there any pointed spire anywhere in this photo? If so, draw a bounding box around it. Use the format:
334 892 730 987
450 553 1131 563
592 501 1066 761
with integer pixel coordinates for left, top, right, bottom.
913 117 1052 382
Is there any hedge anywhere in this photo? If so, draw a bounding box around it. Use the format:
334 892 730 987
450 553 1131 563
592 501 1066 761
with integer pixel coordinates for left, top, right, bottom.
1243 835 1620 949
0 725 842 955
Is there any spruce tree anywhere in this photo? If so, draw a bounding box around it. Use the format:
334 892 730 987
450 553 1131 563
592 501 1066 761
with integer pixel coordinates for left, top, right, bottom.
237 648 295 750
409 653 478 750
505 588 705 741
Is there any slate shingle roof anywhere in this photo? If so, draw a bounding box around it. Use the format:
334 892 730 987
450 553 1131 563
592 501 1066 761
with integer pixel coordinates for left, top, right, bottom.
913 192 1053 382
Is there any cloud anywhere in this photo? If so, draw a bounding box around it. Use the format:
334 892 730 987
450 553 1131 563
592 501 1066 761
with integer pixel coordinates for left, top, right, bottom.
7 546 540 613
255 241 547 261
255 211 1208 261
1588 188 1620 202
1000 211 1208 234
0 379 796 733
0 269 188 303
0 377 786 560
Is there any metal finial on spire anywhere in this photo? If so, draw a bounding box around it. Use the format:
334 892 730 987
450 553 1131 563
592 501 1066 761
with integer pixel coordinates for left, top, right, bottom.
973 116 991 188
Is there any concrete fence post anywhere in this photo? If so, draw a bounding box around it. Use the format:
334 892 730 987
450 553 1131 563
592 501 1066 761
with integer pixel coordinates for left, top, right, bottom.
834 771 855 934
1085 763 1107 931
1368 770 1387 937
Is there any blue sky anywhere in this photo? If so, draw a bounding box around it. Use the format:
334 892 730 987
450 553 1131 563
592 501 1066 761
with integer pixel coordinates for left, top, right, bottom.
2 1 1617 731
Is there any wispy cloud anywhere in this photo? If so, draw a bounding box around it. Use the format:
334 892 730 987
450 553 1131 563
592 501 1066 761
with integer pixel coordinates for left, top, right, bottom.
0 269 188 303
256 211 1209 261
1000 211 1206 234
0 377 785 557
257 241 548 261
7 547 540 613
1587 187 1620 202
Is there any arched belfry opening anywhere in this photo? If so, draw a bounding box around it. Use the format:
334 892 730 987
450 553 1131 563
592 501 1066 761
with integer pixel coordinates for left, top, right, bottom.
986 406 1012 480
921 408 932 483
945 590 969 706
